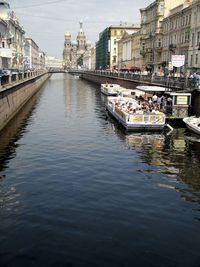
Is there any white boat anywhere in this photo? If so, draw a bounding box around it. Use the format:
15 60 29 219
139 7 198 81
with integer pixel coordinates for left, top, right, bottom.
106 96 166 131
183 116 200 135
101 84 122 96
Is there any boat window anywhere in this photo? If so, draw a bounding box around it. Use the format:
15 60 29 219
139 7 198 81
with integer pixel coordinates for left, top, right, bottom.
174 96 189 105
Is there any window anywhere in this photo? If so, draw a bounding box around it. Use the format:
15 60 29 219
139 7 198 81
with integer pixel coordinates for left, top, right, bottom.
192 33 195 46
114 30 117 36
191 54 193 65
142 42 145 51
196 54 198 65
114 39 117 45
197 32 200 46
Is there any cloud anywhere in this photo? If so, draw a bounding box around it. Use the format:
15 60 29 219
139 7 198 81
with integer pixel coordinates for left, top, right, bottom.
7 0 152 57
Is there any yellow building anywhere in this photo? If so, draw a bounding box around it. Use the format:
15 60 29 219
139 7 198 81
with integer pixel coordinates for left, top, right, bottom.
109 24 140 69
140 0 185 73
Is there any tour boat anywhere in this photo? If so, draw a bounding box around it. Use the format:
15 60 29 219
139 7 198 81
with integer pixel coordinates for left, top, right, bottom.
101 84 121 96
106 96 166 131
183 116 200 135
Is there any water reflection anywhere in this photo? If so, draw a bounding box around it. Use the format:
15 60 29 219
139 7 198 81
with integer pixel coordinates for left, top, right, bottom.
0 74 200 266
0 90 44 172
111 124 200 209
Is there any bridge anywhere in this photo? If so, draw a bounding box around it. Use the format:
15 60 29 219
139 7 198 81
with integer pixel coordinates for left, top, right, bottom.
48 68 68 73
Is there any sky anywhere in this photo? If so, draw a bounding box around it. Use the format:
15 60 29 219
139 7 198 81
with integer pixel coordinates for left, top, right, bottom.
7 0 152 58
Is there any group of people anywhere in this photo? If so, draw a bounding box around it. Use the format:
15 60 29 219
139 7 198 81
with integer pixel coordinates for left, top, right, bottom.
114 93 168 115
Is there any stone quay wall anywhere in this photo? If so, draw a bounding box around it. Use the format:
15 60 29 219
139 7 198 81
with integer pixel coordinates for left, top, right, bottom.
79 71 200 116
80 72 140 89
0 73 51 132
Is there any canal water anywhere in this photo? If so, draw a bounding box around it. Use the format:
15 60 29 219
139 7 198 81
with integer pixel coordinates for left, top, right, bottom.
0 74 200 267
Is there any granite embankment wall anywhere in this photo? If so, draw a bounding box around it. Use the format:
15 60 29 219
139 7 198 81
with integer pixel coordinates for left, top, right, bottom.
81 72 140 89
80 72 200 116
0 73 51 132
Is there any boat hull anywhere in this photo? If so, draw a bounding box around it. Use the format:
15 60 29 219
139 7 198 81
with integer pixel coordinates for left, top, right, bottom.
101 89 118 96
183 117 200 135
107 105 166 131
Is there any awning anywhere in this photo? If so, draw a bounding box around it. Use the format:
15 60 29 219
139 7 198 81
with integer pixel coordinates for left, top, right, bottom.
129 66 141 71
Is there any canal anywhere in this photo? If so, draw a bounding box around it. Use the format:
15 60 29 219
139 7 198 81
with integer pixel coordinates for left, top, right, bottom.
0 73 200 267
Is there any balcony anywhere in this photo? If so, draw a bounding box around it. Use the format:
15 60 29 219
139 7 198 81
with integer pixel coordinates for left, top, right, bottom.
146 48 153 53
155 45 162 52
169 44 176 52
140 49 146 56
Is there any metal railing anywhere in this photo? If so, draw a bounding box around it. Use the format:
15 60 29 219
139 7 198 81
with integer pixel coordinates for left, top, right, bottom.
80 70 195 91
0 70 48 89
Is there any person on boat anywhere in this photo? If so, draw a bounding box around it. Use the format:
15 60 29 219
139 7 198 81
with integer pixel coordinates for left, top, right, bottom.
135 108 143 115
149 98 153 105
157 96 162 109
138 101 142 109
152 94 158 104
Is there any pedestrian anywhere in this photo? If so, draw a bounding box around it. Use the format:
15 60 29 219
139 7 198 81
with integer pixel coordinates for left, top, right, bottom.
193 73 200 89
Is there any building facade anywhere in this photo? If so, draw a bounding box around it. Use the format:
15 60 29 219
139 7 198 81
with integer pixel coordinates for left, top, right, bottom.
162 1 192 74
188 0 200 72
0 17 11 68
96 24 140 70
38 50 46 70
63 22 90 69
0 2 13 68
7 11 25 70
24 38 40 70
91 47 96 70
45 56 63 69
117 30 142 70
82 41 92 70
140 0 184 73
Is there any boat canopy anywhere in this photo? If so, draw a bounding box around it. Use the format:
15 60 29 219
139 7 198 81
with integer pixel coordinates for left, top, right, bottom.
136 85 170 92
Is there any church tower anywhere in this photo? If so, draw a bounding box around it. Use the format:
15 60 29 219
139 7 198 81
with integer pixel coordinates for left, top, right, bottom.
63 32 72 69
76 21 86 57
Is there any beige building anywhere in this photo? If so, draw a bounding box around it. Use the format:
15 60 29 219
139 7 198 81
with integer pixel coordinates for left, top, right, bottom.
45 56 63 69
162 1 192 74
0 2 23 69
117 30 143 71
0 17 11 68
82 41 92 70
117 32 132 70
109 24 140 69
140 0 184 73
7 11 25 70
91 47 96 70
24 38 40 70
188 0 200 72
39 50 46 70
